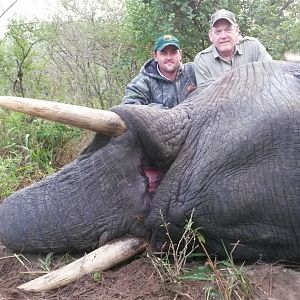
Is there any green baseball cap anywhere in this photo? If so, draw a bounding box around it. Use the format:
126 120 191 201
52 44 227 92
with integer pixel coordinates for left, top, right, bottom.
154 35 180 52
210 9 237 27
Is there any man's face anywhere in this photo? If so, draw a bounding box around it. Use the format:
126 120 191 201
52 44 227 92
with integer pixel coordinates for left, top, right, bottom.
154 45 182 74
209 19 239 57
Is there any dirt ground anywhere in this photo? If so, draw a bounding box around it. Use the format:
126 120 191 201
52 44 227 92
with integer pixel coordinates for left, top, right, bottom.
1 242 300 300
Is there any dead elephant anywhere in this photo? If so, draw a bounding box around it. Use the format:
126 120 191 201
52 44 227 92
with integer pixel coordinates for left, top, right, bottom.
0 60 300 262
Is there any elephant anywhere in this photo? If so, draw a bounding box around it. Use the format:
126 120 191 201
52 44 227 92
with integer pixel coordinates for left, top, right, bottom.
0 60 300 263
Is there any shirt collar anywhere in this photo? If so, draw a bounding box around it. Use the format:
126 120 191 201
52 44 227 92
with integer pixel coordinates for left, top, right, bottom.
212 44 243 59
235 41 244 55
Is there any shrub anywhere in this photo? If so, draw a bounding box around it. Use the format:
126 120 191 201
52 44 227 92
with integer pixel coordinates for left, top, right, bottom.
0 110 83 200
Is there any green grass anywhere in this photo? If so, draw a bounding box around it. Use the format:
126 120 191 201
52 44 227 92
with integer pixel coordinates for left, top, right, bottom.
38 252 55 272
182 247 254 299
0 109 83 200
148 211 254 300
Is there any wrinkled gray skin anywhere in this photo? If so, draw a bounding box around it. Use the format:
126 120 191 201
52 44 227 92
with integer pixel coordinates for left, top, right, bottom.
0 61 300 262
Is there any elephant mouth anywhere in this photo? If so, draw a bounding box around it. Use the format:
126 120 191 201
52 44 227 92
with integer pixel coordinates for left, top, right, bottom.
142 165 165 193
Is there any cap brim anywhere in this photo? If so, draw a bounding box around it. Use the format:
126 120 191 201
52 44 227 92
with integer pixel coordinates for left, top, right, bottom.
156 43 180 52
211 17 236 27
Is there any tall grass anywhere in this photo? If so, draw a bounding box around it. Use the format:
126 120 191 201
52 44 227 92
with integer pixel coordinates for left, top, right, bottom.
0 109 83 200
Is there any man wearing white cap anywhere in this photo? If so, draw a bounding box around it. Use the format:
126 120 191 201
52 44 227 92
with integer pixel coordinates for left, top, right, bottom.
194 9 272 86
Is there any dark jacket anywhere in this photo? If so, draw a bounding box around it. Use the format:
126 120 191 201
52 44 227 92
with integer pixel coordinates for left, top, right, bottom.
122 58 196 108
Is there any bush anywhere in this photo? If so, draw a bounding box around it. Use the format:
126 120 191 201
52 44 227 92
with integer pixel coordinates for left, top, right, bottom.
0 109 83 200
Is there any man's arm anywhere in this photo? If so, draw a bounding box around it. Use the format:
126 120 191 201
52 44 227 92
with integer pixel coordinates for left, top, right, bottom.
194 53 213 86
256 39 272 61
243 37 273 62
122 74 151 105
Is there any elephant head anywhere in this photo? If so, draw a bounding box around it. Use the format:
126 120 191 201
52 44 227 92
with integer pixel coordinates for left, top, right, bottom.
0 96 190 253
0 60 300 262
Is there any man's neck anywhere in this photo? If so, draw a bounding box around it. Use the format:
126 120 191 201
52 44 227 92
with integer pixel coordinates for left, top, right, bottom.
218 47 235 63
157 65 177 81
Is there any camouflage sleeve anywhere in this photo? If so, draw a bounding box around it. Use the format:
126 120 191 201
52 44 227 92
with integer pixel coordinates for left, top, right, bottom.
122 73 151 105
194 53 212 86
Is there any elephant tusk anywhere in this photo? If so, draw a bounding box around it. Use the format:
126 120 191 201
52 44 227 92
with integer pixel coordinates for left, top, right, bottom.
0 96 127 136
18 237 147 292
284 53 300 63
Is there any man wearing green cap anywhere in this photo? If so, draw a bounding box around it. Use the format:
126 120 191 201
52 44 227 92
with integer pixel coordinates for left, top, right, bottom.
122 35 196 108
194 9 272 86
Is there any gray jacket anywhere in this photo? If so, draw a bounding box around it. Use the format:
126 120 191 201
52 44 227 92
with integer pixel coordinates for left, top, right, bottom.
122 58 196 108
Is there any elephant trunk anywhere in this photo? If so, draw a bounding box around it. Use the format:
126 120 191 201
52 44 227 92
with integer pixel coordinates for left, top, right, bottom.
0 96 127 136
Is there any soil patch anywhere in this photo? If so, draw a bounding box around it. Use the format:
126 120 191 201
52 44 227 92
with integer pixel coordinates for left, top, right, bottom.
0 243 300 300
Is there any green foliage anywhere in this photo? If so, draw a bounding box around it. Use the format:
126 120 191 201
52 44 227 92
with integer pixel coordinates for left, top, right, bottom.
149 211 254 299
181 238 254 300
0 109 83 200
182 258 254 300
40 0 133 109
148 211 205 298
125 0 164 62
148 211 204 284
38 252 55 272
125 0 300 62
91 271 102 282
234 0 300 59
0 19 48 97
0 156 30 200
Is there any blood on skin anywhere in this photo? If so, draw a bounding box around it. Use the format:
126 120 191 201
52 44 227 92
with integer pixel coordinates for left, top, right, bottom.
143 167 165 193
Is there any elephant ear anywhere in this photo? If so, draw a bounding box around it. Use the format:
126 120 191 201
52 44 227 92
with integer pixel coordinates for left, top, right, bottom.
112 104 192 168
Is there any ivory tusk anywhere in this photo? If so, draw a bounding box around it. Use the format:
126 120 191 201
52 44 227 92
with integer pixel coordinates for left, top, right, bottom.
18 237 147 292
284 53 300 63
0 96 127 136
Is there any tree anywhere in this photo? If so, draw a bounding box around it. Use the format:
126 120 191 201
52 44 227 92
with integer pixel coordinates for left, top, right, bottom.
0 0 18 19
44 0 134 109
234 0 300 59
0 19 47 97
125 0 300 62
